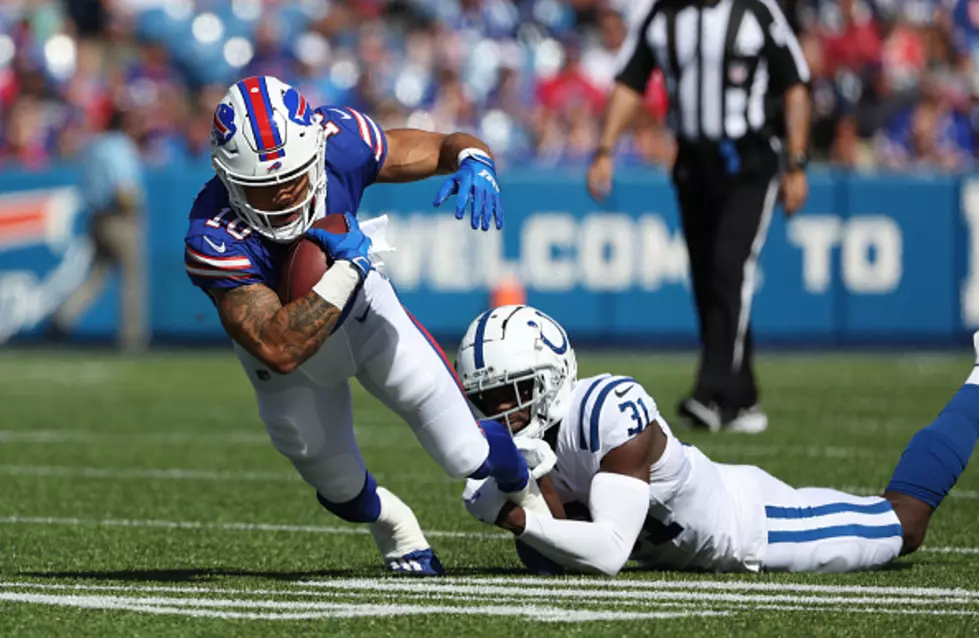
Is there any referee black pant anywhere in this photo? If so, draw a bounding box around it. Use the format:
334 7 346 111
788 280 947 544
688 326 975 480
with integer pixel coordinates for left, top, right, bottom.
673 144 779 416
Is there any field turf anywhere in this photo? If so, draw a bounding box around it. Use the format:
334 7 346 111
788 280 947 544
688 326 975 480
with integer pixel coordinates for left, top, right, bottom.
0 347 977 636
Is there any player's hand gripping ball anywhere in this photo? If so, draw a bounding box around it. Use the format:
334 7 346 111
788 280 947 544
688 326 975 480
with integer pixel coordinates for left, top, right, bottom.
278 213 371 304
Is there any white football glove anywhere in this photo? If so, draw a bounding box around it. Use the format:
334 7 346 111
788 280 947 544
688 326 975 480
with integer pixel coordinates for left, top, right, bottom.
462 475 553 528
462 477 508 526
514 437 557 479
506 473 553 517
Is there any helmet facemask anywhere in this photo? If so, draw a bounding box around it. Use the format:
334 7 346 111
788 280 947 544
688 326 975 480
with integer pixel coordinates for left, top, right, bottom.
214 129 327 244
466 364 567 440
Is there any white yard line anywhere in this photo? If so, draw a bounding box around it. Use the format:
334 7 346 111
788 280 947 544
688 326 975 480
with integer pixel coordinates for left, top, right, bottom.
0 592 723 622
0 515 501 540
0 430 881 458
299 579 977 608
437 576 979 598
0 430 270 446
0 465 298 482
0 514 976 556
0 426 408 446
2 462 977 504
920 546 979 555
0 464 442 485
7 577 979 602
1 578 976 622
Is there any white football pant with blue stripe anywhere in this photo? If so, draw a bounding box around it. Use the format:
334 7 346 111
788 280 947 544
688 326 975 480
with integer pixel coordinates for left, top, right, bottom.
750 469 903 573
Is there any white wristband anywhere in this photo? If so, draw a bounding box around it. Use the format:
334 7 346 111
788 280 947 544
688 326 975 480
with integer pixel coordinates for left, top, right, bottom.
311 261 361 309
457 147 493 167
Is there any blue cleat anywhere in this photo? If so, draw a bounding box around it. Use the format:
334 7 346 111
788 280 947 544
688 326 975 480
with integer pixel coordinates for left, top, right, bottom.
386 548 445 576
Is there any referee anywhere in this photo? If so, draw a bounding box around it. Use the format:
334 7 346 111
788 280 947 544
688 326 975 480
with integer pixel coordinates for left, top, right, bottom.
587 0 811 433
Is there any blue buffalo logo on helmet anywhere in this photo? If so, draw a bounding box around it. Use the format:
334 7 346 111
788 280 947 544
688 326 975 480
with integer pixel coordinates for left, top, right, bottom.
282 87 312 126
211 103 238 146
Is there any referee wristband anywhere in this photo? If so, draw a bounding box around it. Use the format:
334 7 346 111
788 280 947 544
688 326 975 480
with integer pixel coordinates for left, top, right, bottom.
311 261 361 309
593 146 613 160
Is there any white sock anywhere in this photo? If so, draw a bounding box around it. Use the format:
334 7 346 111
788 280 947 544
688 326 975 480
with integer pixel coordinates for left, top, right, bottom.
968 333 979 385
369 487 430 561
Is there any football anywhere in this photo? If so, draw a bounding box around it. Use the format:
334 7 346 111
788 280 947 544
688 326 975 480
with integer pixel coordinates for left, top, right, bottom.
277 214 349 304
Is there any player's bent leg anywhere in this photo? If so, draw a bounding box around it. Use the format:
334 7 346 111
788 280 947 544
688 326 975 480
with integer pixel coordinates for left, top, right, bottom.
353 276 527 490
251 376 366 501
355 325 487 478
881 491 933 555
235 346 443 575
883 332 979 555
752 467 903 573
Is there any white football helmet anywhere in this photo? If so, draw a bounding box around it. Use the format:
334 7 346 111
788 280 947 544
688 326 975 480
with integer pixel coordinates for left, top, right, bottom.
210 75 326 243
456 305 578 439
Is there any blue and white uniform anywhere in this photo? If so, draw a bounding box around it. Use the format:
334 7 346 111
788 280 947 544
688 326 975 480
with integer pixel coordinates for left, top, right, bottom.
183 105 489 506
551 374 903 573
185 104 386 293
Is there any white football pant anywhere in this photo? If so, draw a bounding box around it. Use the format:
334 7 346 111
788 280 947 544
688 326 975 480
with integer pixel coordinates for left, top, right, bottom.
233 270 489 504
747 467 903 573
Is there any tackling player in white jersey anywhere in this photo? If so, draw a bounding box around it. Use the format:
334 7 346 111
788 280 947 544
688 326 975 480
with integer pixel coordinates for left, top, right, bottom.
457 305 979 575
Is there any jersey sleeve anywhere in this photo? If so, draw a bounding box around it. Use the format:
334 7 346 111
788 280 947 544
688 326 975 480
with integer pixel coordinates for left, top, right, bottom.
613 0 659 95
757 0 810 92
184 230 264 291
576 375 662 460
315 105 388 187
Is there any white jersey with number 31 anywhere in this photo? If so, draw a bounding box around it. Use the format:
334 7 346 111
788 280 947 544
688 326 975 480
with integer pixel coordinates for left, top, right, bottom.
549 374 768 573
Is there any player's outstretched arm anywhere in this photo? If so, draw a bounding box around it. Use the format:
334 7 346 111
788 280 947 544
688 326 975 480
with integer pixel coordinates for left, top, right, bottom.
212 284 344 376
465 424 665 576
378 129 503 231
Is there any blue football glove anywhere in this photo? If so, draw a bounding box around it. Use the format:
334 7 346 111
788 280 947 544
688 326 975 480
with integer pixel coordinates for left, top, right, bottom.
432 151 504 231
479 419 529 493
303 212 372 279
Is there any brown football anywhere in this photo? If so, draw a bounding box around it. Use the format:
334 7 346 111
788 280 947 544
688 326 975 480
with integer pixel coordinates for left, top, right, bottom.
277 214 349 304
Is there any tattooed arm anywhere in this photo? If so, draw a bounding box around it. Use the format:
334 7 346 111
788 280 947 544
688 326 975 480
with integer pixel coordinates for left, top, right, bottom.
211 284 341 375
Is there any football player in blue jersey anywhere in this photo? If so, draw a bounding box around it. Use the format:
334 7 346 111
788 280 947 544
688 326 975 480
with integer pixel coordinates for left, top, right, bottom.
183 76 533 576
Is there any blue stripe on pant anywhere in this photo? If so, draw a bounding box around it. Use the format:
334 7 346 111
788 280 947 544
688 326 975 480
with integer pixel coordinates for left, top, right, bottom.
766 500 902 544
768 523 904 544
763 497 904 572
765 500 893 520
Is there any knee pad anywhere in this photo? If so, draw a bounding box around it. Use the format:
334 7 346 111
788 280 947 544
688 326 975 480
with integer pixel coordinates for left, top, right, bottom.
317 472 381 524
292 451 366 501
257 387 327 461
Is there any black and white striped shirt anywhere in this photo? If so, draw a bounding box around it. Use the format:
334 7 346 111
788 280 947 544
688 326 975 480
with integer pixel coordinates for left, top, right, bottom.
616 0 810 147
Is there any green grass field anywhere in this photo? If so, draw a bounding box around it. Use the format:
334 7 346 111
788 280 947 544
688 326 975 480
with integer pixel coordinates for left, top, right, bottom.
1 347 978 636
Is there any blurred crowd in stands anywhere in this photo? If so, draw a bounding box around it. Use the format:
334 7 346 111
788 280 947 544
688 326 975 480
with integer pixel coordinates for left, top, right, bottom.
1 0 977 172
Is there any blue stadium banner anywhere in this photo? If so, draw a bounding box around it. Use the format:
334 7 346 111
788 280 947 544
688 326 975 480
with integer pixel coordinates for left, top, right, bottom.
0 166 975 346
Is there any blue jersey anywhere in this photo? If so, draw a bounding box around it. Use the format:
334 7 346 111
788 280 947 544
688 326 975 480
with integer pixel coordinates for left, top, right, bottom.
184 105 388 295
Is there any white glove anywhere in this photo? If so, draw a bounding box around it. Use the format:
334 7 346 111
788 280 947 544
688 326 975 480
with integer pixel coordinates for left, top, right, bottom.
514 437 557 479
462 477 508 526
507 474 553 517
463 475 553 526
